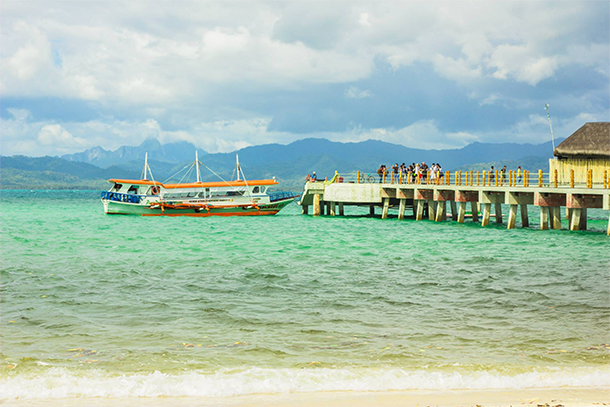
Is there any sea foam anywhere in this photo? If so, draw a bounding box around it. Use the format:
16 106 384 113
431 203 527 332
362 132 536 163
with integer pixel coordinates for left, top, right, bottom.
1 367 609 399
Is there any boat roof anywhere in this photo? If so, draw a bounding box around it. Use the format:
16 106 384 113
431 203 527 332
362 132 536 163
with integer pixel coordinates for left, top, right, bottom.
108 179 278 188
164 179 279 189
108 179 163 186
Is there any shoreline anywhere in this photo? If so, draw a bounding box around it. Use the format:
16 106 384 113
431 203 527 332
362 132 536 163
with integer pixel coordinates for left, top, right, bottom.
3 387 609 407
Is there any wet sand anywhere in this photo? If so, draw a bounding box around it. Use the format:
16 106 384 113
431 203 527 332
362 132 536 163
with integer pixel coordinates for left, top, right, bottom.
3 387 609 407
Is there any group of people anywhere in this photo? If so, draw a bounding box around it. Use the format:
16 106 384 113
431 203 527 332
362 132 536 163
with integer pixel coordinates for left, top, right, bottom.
306 163 525 185
490 165 523 184
377 162 444 183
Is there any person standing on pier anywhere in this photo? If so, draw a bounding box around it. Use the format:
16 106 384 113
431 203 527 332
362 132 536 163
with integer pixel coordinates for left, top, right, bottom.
392 163 399 183
517 166 523 184
377 165 386 183
490 166 495 182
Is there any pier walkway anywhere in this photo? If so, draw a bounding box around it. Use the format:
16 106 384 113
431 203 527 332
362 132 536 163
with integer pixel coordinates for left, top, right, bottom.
298 171 610 235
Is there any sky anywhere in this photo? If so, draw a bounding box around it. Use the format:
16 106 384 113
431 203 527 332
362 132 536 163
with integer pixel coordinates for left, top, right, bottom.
1 1 609 157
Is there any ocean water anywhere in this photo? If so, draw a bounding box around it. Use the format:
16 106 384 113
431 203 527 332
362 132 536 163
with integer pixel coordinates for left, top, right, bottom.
1 190 609 400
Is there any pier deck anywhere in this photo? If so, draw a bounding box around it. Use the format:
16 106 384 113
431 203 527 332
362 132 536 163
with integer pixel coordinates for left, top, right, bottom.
299 180 610 235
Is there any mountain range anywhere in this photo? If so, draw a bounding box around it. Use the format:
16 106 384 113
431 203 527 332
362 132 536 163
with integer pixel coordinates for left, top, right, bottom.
2 137 561 190
61 138 207 168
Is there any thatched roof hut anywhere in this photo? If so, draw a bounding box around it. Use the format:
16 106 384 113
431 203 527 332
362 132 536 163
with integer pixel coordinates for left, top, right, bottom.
553 122 610 158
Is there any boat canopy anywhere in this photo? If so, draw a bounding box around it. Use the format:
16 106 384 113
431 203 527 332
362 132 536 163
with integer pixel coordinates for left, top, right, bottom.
108 179 163 186
163 179 278 189
107 179 278 189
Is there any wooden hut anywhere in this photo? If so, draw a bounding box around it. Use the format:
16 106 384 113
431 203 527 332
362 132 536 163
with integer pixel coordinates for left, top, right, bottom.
549 122 610 186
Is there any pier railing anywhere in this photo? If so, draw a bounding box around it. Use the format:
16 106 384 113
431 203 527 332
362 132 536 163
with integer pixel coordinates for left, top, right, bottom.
326 169 609 189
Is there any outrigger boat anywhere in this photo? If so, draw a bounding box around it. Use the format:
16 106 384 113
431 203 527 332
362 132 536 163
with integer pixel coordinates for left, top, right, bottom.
101 153 298 216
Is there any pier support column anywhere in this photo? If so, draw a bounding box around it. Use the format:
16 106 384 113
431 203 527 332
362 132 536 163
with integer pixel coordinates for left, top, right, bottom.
569 208 581 231
313 194 320 216
382 198 390 219
520 205 529 228
302 205 309 215
540 207 549 230
507 204 518 229
471 202 479 222
457 202 466 223
551 206 561 230
579 208 587 231
481 203 491 227
369 205 375 216
339 203 344 216
433 190 454 222
427 200 436 221
398 199 406 220
566 193 602 232
535 192 566 231
330 202 336 217
480 191 504 226
450 201 457 221
494 203 503 224
435 201 446 222
415 200 424 221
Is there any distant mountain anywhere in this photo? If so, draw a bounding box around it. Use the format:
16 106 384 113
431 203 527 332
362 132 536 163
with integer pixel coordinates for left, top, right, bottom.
0 156 140 189
61 138 207 167
451 156 551 173
2 137 562 190
197 137 561 176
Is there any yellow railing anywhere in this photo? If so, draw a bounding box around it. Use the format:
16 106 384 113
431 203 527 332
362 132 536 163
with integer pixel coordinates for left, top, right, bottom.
325 169 609 189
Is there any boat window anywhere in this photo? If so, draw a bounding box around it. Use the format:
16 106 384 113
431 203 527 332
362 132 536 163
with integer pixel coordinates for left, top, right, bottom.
227 191 244 196
252 186 260 193
261 187 267 193
127 185 139 194
113 183 123 191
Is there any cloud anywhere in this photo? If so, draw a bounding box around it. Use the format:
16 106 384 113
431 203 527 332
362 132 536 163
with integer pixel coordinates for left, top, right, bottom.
344 86 373 99
0 1 607 157
7 108 31 121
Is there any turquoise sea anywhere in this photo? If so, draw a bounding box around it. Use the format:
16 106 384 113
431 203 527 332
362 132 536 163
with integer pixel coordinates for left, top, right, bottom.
1 190 609 401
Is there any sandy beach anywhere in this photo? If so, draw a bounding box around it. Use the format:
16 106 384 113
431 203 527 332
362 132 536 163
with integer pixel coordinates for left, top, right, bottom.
3 388 609 407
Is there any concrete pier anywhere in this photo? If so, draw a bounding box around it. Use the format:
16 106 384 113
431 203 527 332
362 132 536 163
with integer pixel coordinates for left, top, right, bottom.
299 181 610 235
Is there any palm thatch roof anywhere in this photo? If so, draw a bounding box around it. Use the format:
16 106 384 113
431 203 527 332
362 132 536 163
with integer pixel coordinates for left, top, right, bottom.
554 122 610 158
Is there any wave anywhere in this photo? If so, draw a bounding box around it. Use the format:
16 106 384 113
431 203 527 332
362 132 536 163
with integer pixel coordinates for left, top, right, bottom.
2 366 609 399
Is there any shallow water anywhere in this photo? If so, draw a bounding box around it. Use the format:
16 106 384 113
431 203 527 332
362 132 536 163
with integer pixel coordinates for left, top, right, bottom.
1 190 609 399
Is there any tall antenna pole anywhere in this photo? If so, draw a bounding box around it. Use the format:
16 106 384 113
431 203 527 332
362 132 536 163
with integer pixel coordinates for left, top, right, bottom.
142 152 149 180
544 104 556 153
195 151 201 183
236 153 241 181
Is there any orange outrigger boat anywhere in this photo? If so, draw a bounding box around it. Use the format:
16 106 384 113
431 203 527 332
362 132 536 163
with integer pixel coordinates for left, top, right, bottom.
101 153 298 216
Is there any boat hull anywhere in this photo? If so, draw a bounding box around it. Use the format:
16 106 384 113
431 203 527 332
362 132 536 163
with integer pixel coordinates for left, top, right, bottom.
103 197 294 216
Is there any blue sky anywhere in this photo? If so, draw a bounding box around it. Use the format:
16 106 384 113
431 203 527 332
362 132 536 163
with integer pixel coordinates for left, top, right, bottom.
1 1 608 156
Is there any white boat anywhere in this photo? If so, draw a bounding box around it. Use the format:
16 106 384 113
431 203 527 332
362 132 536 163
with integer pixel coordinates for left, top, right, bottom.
101 153 298 216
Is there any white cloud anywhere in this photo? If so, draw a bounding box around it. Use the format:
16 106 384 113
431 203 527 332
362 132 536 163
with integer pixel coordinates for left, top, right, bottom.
358 12 372 27
7 22 54 81
0 1 607 156
37 124 86 149
479 94 500 106
7 108 32 121
2 1 604 107
333 120 479 150
345 86 373 99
